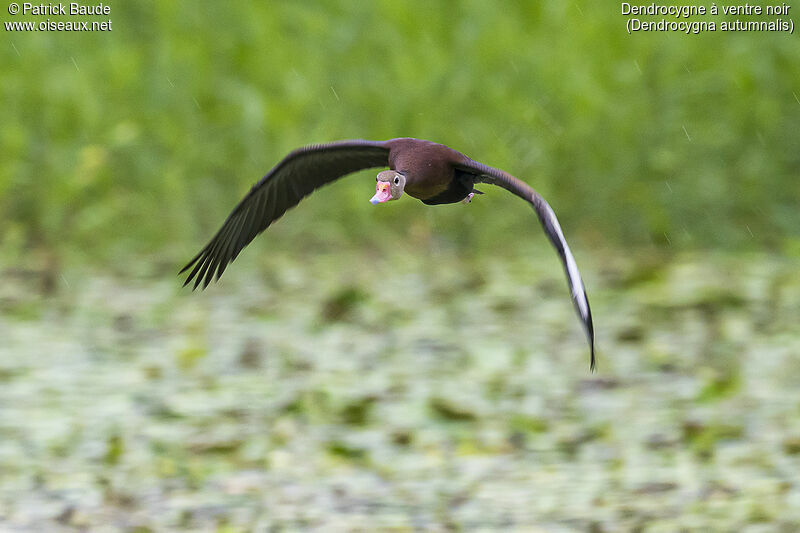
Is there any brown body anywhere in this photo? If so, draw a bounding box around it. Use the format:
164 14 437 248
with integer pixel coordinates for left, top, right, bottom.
386 138 468 200
181 138 596 371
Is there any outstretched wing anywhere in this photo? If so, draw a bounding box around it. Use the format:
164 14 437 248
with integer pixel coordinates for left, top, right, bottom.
181 140 390 289
457 160 596 371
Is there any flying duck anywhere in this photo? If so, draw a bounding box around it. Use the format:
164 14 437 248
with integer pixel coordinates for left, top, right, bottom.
181 138 595 370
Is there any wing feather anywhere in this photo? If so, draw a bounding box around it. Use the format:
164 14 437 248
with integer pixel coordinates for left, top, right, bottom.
181 140 390 287
457 160 596 371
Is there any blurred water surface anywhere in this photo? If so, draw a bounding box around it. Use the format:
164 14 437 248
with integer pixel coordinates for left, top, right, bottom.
1 248 799 531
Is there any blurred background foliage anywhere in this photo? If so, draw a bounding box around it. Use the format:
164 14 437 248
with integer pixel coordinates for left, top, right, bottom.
2 1 798 271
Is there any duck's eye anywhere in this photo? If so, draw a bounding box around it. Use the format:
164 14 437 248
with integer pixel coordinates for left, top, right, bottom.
394 177 400 185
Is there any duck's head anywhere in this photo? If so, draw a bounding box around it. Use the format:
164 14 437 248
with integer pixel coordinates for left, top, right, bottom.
370 170 406 205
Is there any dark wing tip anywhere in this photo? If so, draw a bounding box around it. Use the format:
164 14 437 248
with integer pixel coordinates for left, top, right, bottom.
179 254 203 289
179 247 215 291
583 293 596 373
181 261 205 290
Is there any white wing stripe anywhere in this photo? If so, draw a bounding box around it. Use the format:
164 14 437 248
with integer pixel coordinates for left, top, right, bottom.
543 203 590 321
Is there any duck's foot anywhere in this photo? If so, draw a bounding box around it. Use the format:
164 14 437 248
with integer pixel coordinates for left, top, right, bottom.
461 192 475 204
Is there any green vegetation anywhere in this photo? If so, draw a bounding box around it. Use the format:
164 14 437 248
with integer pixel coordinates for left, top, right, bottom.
2 2 798 265
1 1 799 530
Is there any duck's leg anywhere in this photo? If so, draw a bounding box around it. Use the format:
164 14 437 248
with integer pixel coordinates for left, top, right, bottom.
461 188 483 204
